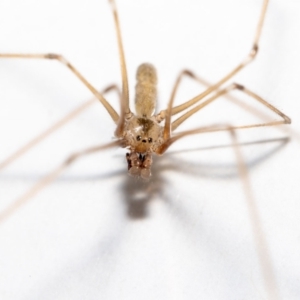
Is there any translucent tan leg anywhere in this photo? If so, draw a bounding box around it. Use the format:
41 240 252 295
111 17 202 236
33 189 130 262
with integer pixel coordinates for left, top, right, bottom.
0 140 120 224
161 123 280 299
0 53 119 122
172 83 290 131
109 0 132 137
156 82 290 154
230 129 279 300
156 0 269 121
0 84 121 171
161 69 297 147
159 69 211 141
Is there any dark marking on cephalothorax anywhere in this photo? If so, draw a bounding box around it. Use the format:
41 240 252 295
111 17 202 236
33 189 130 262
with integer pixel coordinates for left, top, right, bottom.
137 118 154 133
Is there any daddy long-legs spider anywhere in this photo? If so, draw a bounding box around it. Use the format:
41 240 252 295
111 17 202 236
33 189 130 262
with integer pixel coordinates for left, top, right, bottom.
0 0 300 299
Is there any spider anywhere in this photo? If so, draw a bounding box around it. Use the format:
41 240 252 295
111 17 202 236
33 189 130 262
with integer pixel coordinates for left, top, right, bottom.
0 0 290 183
0 0 297 299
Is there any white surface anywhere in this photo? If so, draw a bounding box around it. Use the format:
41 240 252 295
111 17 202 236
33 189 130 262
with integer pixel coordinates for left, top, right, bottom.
0 0 299 299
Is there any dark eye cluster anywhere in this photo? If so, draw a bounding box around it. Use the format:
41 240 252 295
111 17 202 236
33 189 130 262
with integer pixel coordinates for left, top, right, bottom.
136 135 153 143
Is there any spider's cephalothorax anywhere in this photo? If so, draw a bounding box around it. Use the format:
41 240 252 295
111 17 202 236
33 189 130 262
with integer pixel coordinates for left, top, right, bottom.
121 63 164 180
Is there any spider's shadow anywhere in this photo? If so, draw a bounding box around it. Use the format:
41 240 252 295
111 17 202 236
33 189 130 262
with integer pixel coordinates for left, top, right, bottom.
120 136 289 219
0 136 290 221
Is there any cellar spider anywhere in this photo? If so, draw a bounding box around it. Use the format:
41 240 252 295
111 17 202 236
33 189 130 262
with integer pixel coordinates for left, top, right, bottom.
0 0 298 298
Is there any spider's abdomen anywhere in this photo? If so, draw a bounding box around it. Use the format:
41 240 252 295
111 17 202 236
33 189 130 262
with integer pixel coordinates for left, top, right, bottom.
135 63 157 117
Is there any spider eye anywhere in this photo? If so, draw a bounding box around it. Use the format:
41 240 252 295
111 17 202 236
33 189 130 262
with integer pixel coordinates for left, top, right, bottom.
148 137 153 143
136 135 142 141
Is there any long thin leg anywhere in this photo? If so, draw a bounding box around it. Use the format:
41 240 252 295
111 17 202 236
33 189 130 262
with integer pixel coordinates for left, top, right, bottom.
156 83 290 155
162 124 280 299
172 83 290 131
157 0 270 120
0 140 120 224
156 69 209 123
0 84 121 171
0 53 119 122
230 129 279 300
109 0 132 137
159 69 210 141
161 69 298 146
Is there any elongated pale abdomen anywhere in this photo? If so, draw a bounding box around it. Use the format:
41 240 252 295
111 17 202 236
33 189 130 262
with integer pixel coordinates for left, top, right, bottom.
135 63 157 117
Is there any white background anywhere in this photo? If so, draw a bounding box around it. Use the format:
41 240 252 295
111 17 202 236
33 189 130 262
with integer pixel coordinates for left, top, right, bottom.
0 0 299 299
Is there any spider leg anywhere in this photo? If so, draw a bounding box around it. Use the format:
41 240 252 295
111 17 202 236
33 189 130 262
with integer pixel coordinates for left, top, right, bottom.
0 85 121 171
156 69 208 140
0 140 120 224
156 0 270 124
109 0 132 137
172 83 290 132
0 53 119 122
231 129 280 300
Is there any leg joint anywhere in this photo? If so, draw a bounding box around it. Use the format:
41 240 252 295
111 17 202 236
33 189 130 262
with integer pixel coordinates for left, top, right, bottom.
45 53 61 60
